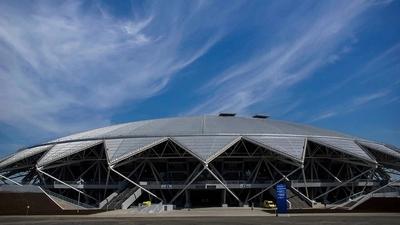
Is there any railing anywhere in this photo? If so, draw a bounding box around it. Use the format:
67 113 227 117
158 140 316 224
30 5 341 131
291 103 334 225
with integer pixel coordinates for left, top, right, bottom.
291 179 379 184
48 178 381 187
43 188 96 209
287 186 314 207
122 187 142 209
330 191 365 207
373 185 400 194
331 181 400 210
139 180 273 185
52 180 119 186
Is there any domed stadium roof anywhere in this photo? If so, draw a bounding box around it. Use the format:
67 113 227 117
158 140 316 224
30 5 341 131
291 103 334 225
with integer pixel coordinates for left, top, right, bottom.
50 115 351 140
1 116 399 170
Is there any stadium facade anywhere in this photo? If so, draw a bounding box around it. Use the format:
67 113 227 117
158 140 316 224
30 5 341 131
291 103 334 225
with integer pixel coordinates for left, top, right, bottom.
0 115 399 212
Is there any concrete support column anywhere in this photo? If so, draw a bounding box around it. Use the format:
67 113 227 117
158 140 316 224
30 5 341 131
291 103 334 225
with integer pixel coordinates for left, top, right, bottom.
222 189 227 207
184 190 191 208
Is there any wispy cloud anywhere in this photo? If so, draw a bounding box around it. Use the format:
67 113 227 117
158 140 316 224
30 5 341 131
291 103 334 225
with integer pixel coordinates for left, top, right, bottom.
304 39 400 124
0 0 398 153
352 90 390 106
308 89 391 122
187 0 385 115
321 41 400 97
308 112 338 123
0 1 235 137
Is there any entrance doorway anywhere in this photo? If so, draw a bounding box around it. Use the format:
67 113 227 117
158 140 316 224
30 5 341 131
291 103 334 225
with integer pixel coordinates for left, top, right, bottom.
190 189 222 207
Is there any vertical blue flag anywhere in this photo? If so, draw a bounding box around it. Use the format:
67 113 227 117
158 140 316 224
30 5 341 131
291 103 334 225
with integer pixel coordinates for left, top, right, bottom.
276 183 287 214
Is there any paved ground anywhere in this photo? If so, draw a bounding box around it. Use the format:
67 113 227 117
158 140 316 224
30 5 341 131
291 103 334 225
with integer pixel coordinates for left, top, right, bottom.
91 207 273 217
0 214 400 225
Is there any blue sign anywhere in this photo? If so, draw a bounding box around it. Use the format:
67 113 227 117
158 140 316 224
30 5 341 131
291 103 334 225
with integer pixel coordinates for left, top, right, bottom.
276 183 287 214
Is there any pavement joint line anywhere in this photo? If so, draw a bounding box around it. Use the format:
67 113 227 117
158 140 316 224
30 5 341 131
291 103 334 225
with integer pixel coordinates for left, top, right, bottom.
1 212 400 218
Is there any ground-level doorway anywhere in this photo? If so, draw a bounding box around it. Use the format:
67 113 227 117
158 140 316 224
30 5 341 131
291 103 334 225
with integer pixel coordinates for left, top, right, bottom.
190 189 223 207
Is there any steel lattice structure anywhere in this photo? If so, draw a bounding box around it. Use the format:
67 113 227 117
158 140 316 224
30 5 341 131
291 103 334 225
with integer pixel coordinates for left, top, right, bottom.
0 115 399 210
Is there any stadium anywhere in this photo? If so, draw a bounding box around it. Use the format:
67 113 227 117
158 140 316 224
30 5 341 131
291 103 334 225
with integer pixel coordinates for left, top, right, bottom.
0 114 399 214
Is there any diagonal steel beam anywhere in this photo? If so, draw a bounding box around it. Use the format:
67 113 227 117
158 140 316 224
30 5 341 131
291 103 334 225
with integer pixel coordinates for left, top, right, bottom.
208 163 227 183
0 174 22 186
289 185 314 206
266 160 295 181
126 161 145 180
205 165 241 203
315 160 342 183
206 137 242 164
249 158 263 184
312 168 374 201
247 167 301 202
348 178 400 210
169 164 205 204
109 166 163 202
301 162 309 198
37 167 98 202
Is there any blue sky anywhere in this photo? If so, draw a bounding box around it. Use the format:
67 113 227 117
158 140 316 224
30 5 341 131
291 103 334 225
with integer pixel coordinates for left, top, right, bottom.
0 0 399 157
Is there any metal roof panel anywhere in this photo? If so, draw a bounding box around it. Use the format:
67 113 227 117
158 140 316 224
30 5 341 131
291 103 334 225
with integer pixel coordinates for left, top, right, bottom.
357 141 400 159
246 136 305 161
37 140 102 167
50 123 128 143
0 145 53 169
106 137 167 164
310 137 376 163
172 136 240 162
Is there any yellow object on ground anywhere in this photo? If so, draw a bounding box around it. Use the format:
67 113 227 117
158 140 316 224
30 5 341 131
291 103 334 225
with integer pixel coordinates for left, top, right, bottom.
263 200 276 208
142 201 152 207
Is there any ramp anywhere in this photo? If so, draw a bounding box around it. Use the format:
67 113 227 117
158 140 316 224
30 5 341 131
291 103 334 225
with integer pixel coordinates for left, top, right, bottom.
267 186 311 209
287 189 312 209
103 186 141 210
43 189 95 210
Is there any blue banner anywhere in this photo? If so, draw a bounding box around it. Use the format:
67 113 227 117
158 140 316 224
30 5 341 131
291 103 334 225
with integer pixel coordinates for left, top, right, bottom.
276 183 287 214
